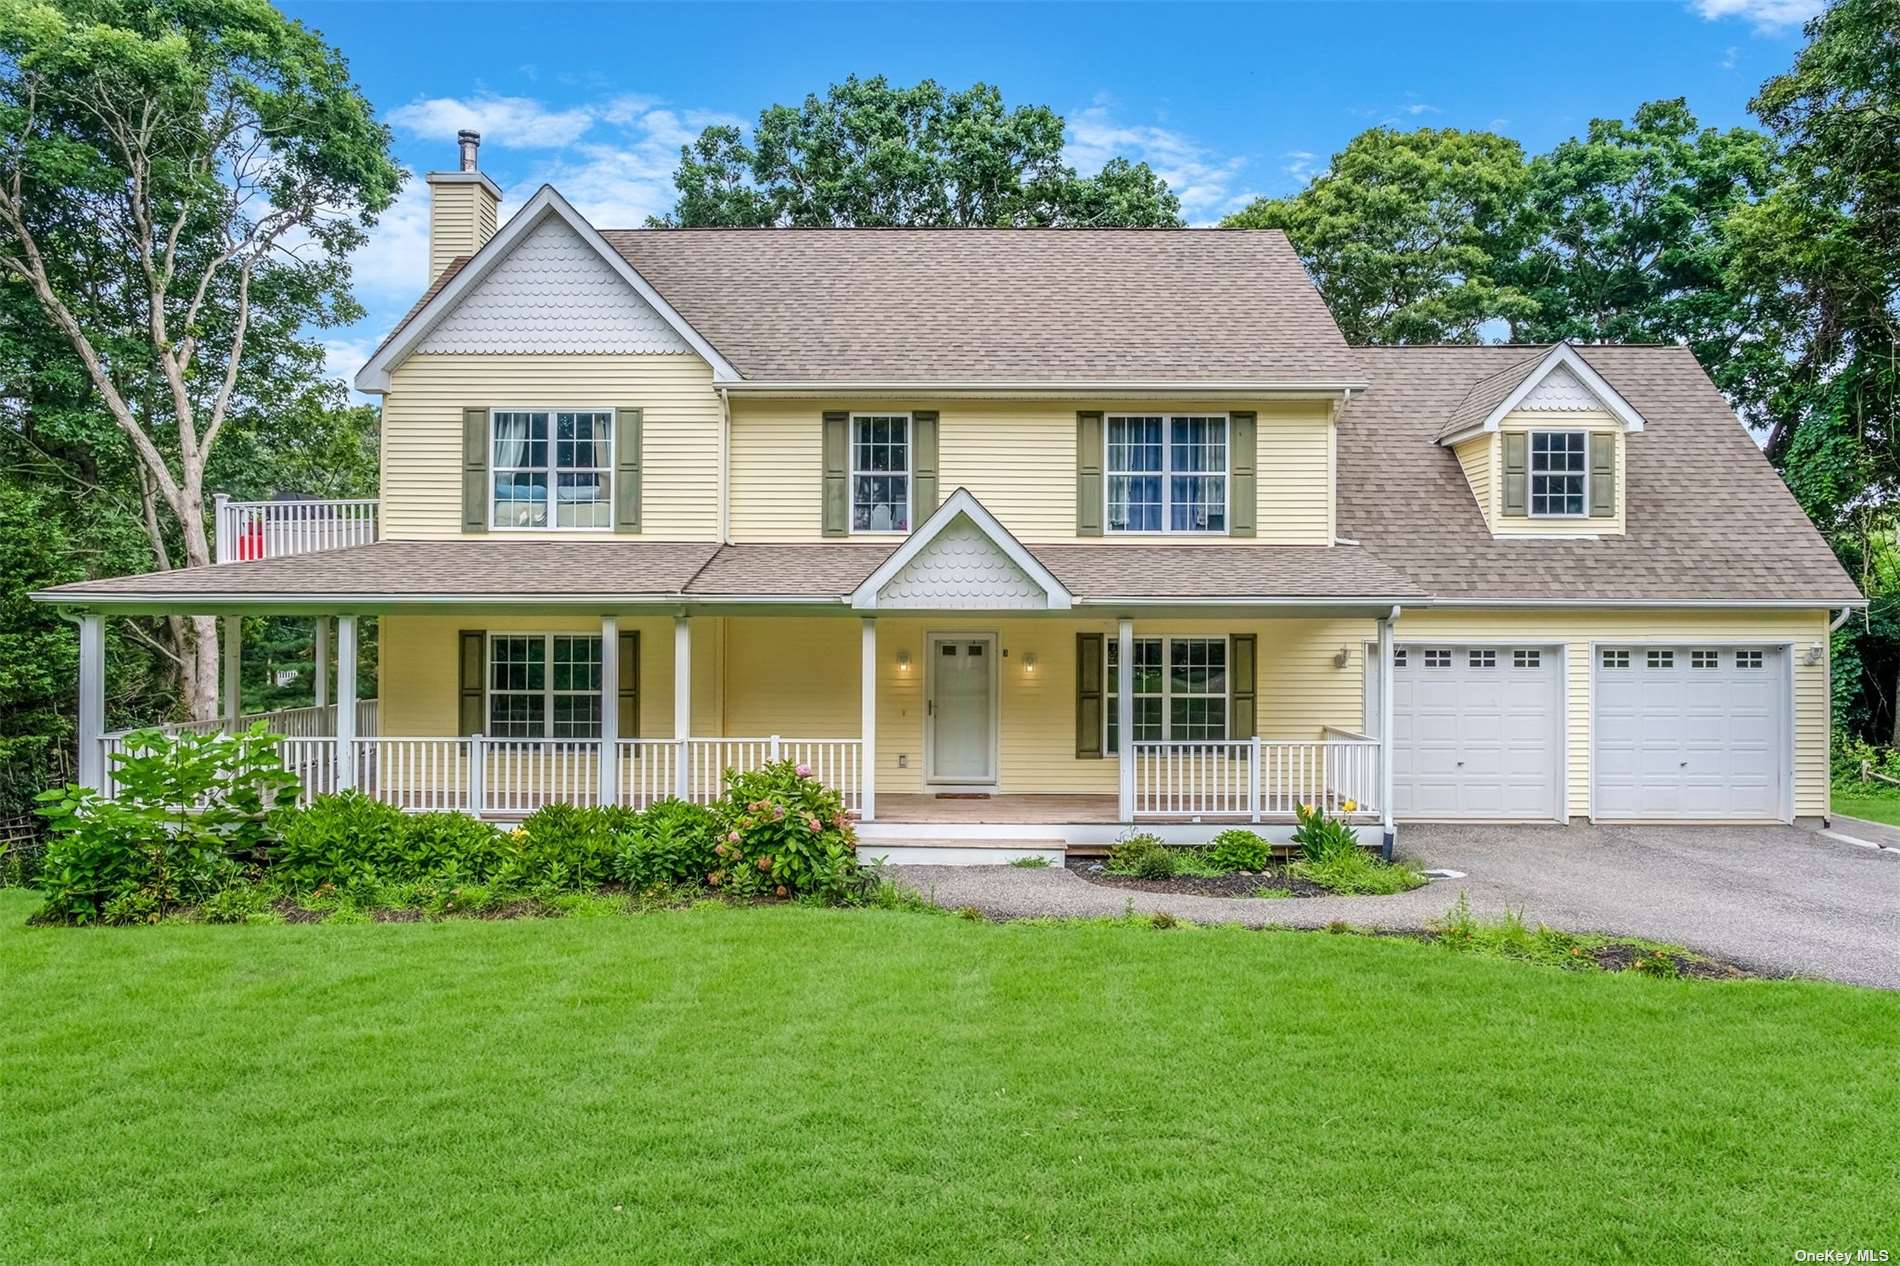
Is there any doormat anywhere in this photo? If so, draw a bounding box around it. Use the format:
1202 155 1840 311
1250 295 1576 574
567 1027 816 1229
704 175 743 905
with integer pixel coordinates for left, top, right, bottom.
935 793 993 800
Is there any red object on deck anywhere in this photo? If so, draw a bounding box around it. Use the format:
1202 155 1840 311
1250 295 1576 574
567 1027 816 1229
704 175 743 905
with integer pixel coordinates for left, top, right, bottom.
237 520 265 561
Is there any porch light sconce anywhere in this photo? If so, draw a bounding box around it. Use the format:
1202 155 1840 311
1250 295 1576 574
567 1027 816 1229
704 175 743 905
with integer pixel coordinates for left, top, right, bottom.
895 648 912 673
1333 645 1351 669
1022 652 1039 676
1804 643 1824 667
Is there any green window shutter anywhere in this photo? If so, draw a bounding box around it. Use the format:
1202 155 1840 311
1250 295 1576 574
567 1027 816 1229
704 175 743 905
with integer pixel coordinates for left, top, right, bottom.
617 631 640 738
1075 632 1104 758
462 408 489 533
615 408 643 533
1501 432 1529 517
910 410 939 523
1229 634 1256 740
1228 411 1257 538
1589 433 1615 518
458 630 484 735
1076 411 1104 537
822 411 849 537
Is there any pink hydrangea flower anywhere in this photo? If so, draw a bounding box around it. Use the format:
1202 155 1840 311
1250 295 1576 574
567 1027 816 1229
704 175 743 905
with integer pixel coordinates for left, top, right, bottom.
795 763 812 778
727 830 740 843
806 816 821 833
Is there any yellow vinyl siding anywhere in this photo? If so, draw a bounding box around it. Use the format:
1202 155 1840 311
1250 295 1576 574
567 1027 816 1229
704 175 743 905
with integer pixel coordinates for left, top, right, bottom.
1399 608 1829 819
426 181 494 280
1452 435 1493 528
379 353 721 541
727 398 1336 545
1492 411 1625 536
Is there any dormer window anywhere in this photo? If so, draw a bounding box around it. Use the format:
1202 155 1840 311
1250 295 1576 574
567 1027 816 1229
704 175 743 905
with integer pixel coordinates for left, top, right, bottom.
1529 430 1588 517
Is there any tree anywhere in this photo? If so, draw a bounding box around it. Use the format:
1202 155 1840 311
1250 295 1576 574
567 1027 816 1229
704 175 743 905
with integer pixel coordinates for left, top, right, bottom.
1222 128 1535 343
655 76 1183 228
0 0 399 717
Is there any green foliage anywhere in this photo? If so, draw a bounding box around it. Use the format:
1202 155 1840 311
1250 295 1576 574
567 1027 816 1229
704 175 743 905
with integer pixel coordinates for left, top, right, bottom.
1107 833 1177 879
610 798 721 890
1290 803 1360 864
506 803 637 893
34 725 298 923
1007 855 1051 869
1205 829 1273 873
657 75 1182 228
716 760 861 900
270 790 408 889
1432 893 1686 977
1293 848 1427 896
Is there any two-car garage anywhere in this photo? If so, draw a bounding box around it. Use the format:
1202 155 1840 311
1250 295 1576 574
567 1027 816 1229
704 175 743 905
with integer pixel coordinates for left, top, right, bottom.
1374 641 1792 823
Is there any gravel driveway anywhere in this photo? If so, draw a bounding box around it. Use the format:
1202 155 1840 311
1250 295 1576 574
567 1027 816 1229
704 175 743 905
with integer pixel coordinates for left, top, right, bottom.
891 823 1900 989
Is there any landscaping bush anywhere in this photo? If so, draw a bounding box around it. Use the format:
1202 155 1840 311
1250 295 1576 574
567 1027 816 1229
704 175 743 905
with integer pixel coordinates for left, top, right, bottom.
716 759 860 899
506 803 637 892
1205 828 1272 873
35 726 299 924
1291 802 1360 863
271 791 408 889
611 798 721 889
1294 847 1426 896
1107 833 1178 879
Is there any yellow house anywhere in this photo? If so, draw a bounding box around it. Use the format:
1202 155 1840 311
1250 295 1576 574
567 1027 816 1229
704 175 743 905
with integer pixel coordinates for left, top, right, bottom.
38 135 1864 858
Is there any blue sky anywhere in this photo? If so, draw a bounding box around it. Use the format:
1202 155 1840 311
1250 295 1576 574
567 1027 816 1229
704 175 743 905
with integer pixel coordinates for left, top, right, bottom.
280 0 1824 386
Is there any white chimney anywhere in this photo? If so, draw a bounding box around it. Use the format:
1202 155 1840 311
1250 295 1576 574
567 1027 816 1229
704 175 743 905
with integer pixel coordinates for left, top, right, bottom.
426 129 501 281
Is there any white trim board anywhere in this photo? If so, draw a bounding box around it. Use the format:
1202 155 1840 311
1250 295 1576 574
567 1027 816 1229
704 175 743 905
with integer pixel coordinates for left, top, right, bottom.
1438 343 1646 447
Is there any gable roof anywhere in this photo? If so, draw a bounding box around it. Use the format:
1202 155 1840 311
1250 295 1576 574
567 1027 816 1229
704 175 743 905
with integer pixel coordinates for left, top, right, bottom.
354 186 738 392
1436 342 1645 443
850 488 1072 610
1340 344 1860 604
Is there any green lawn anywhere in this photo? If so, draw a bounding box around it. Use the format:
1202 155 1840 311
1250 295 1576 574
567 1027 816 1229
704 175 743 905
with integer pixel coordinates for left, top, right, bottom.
1831 790 1900 827
2 890 1896 1264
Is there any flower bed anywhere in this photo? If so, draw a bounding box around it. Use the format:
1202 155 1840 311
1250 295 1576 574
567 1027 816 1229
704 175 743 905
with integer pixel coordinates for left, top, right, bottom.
1071 811 1427 900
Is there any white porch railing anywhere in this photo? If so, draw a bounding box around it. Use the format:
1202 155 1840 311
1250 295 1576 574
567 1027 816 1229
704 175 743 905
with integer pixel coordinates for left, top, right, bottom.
214 495 378 563
1131 737 1381 820
98 701 380 799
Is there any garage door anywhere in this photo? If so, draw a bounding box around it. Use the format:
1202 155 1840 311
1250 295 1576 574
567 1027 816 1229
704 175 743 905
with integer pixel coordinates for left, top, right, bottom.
1592 646 1787 821
1387 645 1563 820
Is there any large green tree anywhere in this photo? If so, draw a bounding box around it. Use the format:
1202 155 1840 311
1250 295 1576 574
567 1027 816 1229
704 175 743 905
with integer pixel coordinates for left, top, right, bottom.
1222 128 1535 343
0 0 398 717
657 76 1183 228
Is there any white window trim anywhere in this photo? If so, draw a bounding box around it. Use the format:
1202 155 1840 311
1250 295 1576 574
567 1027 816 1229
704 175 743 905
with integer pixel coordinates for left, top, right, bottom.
1104 412 1231 535
485 631 605 740
1527 427 1589 520
848 411 913 536
488 407 617 532
1105 633 1231 754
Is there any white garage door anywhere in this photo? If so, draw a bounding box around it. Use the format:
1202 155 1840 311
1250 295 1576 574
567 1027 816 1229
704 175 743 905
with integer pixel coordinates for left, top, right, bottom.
1592 646 1787 821
1387 645 1563 820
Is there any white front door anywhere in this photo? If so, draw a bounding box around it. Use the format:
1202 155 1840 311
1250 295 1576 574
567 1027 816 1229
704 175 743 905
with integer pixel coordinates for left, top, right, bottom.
927 634 996 784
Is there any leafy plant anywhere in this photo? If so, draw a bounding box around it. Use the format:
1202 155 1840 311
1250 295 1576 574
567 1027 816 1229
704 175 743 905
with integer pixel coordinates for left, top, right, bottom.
509 803 637 891
34 725 298 923
612 799 721 889
716 760 859 900
271 791 407 890
1007 855 1051 869
1205 829 1273 873
1107 834 1177 880
1294 847 1425 896
1291 803 1360 864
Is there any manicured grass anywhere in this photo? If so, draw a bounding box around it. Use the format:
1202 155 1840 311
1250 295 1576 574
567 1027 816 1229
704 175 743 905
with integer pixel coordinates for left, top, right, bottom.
1831 790 1900 826
2 890 1896 1264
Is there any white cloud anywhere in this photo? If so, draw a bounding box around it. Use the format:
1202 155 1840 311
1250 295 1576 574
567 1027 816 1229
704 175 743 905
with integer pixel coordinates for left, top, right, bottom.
319 333 382 391
1065 104 1255 223
386 93 599 148
1283 150 1318 181
346 169 433 305
1690 0 1823 31
1720 44 1741 68
1401 102 1442 117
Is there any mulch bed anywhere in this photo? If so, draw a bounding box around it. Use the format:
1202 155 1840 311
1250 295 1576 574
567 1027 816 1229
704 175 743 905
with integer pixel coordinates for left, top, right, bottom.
1065 859 1333 899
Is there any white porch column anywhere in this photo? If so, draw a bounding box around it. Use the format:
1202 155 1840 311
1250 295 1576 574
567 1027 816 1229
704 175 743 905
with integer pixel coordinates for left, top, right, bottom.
336 614 358 791
1377 607 1398 846
77 614 105 792
860 618 877 822
673 615 691 799
1117 617 1135 822
599 614 619 806
313 617 330 719
222 615 243 732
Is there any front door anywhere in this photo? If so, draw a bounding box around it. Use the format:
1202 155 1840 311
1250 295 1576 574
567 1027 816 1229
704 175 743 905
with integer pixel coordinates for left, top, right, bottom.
927 634 996 785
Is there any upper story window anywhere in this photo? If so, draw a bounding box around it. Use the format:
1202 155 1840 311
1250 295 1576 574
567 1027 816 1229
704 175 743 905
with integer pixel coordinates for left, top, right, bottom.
852 413 910 533
492 410 613 529
1106 414 1227 533
488 633 602 738
1529 430 1587 518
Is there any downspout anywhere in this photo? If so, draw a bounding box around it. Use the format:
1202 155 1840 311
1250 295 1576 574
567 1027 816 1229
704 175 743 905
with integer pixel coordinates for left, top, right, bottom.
1378 603 1401 861
716 386 732 545
1825 606 1852 826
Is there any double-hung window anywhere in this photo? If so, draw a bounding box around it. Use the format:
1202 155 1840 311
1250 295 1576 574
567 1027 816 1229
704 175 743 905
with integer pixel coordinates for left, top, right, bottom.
492 410 613 529
851 413 910 532
1106 636 1229 754
1528 430 1587 518
1106 414 1227 532
488 634 603 738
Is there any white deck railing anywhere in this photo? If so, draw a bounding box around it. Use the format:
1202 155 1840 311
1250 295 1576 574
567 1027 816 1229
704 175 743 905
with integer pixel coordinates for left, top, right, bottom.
1132 737 1381 820
99 701 379 799
214 495 378 563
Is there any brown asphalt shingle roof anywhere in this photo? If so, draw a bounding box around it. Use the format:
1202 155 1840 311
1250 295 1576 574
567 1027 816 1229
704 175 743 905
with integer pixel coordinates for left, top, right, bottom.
1435 346 1550 441
1338 344 1861 603
598 228 1359 382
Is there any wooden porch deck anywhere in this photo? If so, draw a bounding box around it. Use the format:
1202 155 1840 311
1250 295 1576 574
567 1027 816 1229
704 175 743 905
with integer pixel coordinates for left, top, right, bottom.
870 793 1261 826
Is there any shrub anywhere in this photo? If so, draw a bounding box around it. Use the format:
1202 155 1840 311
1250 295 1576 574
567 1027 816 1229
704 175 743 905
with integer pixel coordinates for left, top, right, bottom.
1205 828 1272 873
271 791 408 890
1294 847 1425 896
716 759 859 900
506 803 637 892
200 880 278 925
612 799 721 889
35 726 298 924
1291 803 1360 863
397 812 507 883
1108 833 1177 879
